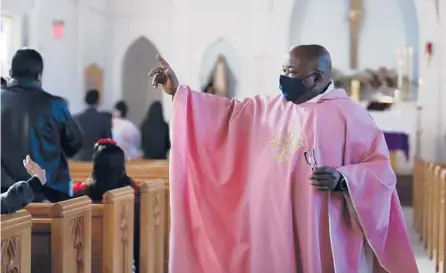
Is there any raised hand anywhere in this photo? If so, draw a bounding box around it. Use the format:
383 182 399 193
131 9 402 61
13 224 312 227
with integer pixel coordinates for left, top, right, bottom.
23 155 47 185
148 54 179 95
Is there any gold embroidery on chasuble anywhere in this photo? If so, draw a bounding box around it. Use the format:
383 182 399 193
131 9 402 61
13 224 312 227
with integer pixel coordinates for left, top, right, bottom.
270 125 304 163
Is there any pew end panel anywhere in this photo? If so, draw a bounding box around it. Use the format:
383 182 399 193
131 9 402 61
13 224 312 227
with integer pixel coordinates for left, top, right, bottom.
91 205 104 273
101 186 135 273
1 210 32 273
441 170 446 273
139 180 166 273
26 196 92 273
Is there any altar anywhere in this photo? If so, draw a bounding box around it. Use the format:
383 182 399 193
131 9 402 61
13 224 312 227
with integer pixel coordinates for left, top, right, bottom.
367 102 417 174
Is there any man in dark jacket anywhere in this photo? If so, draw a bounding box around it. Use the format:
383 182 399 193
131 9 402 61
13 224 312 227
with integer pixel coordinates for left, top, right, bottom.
1 155 46 214
1 49 83 202
73 89 112 161
1 77 7 89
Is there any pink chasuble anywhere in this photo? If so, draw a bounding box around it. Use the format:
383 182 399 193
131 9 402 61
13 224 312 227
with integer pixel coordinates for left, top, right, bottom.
169 86 418 273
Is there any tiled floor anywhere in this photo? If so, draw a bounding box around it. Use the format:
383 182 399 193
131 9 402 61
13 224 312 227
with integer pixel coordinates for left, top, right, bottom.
403 207 436 273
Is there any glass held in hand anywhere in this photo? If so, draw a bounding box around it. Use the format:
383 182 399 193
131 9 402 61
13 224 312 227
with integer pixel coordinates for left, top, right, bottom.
304 149 318 170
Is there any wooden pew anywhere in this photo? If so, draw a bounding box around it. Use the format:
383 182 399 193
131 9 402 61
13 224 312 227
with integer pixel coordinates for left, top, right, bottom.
139 181 166 273
69 160 171 269
91 186 135 273
1 210 32 273
68 160 169 183
26 196 92 273
413 158 425 233
429 165 443 259
436 169 446 272
68 161 171 270
422 162 435 249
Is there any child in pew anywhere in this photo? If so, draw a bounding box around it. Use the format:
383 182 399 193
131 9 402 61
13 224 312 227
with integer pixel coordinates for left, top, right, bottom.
71 138 139 199
1 155 46 214
71 138 141 273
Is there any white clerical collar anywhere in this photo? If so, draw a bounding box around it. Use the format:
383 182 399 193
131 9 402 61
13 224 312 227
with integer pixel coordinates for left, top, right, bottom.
307 82 335 103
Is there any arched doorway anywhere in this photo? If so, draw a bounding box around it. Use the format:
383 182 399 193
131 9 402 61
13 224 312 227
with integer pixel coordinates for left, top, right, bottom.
200 39 239 98
121 37 161 125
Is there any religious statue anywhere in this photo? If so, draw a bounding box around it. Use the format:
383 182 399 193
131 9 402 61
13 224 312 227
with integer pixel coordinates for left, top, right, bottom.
348 0 363 69
203 55 229 98
84 63 104 104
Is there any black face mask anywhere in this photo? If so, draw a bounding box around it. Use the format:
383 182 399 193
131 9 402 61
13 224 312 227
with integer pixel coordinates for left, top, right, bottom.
279 73 316 102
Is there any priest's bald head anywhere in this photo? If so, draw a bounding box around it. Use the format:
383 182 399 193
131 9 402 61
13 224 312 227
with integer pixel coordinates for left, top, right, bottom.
280 44 333 104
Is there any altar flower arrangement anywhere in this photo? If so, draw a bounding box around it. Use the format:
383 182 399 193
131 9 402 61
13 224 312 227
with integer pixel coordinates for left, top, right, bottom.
332 67 398 94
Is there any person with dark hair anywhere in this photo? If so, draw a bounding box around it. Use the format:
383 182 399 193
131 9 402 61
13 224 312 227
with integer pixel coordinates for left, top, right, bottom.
72 138 137 200
114 100 128 118
1 48 83 202
72 138 140 272
1 77 7 89
140 101 170 159
73 89 112 161
112 100 142 159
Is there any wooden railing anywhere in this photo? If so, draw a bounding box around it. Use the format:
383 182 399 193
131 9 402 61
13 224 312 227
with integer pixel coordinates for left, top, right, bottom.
413 158 446 272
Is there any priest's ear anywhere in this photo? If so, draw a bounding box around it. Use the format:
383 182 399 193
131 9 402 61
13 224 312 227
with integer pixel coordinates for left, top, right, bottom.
313 71 324 86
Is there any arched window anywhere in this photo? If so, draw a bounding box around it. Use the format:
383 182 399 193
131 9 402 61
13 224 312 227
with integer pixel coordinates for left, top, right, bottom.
0 15 13 77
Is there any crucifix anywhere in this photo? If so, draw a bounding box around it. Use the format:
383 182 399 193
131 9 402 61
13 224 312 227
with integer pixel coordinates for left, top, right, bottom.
348 0 363 69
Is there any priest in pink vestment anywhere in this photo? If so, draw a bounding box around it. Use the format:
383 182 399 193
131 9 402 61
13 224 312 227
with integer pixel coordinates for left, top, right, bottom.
149 45 418 273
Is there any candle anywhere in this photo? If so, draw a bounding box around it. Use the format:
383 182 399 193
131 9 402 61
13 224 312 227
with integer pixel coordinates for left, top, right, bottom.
351 79 360 101
407 47 414 99
396 49 403 89
394 89 400 103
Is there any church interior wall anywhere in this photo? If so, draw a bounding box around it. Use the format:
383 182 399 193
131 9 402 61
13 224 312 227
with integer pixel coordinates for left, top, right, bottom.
289 0 414 75
121 37 162 125
1 0 445 164
412 0 443 162
2 0 112 114
439 0 446 163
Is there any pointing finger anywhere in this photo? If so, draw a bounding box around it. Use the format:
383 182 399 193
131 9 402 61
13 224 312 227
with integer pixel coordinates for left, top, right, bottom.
152 74 159 88
156 54 170 69
152 74 165 88
148 67 163 77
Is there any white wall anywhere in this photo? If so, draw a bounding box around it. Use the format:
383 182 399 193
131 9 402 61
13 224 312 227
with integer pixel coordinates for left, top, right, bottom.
289 0 417 77
412 0 445 162
2 0 112 114
3 0 445 164
1 0 32 73
109 0 421 101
